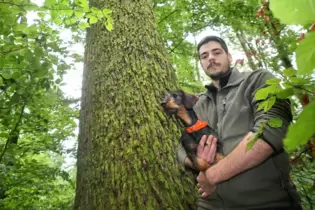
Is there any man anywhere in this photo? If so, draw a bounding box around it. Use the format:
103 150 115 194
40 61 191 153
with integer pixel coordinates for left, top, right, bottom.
176 36 302 210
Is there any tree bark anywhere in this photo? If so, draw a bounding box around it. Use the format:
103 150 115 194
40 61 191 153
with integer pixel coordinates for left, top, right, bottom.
74 1 196 209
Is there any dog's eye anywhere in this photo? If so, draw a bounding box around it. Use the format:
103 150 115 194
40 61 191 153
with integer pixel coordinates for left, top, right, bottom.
173 94 177 98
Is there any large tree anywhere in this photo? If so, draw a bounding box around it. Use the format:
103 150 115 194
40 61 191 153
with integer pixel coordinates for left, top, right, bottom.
74 0 196 209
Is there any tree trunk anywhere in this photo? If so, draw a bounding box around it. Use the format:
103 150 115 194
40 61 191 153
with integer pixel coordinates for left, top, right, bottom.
74 0 197 209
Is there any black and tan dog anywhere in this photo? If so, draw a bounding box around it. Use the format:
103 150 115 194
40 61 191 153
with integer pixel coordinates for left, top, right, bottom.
161 90 224 171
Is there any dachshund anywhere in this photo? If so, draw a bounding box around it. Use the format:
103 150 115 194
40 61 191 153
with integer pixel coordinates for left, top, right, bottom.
161 90 224 171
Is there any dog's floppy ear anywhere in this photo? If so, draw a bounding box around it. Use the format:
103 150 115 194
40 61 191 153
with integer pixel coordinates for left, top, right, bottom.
182 92 198 109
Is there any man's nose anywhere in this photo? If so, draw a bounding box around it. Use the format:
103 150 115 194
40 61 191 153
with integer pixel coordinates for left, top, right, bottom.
208 53 215 60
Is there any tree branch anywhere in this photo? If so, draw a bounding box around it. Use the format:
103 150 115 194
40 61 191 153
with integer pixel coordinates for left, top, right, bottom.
0 47 26 54
0 103 26 163
158 9 179 25
235 31 258 71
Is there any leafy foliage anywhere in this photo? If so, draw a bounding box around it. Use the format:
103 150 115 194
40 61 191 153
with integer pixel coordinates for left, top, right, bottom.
0 0 107 208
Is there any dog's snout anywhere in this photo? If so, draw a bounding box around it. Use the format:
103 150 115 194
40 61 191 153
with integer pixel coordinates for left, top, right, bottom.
161 102 166 107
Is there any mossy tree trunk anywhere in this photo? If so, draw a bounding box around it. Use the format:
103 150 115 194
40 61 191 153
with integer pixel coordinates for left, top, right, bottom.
74 0 197 209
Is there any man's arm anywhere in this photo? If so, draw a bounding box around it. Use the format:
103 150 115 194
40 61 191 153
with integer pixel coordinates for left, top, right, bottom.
205 70 293 185
205 132 273 185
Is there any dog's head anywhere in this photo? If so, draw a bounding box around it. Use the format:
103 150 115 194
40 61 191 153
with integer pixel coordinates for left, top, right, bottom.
160 90 198 116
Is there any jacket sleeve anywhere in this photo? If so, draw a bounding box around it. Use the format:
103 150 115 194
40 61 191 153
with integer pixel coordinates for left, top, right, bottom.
250 70 293 153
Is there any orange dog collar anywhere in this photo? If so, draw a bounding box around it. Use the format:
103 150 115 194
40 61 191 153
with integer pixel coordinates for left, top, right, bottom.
185 118 208 133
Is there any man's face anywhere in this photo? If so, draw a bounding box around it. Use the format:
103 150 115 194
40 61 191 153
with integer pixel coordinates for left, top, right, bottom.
199 41 232 80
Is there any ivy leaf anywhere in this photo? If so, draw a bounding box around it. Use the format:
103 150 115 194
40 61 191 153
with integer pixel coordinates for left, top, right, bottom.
270 0 315 25
284 101 315 151
296 31 315 75
268 118 283 128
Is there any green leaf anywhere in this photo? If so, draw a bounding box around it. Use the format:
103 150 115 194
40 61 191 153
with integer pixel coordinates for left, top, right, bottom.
74 11 84 18
276 88 294 99
268 118 283 128
12 71 20 80
50 10 58 20
1 71 11 79
15 24 27 32
266 78 281 85
255 85 277 100
0 133 8 138
270 0 315 25
264 96 276 112
246 134 260 151
55 78 61 84
38 12 46 19
290 77 309 85
257 100 267 111
44 0 57 7
89 16 98 24
10 93 20 103
79 22 89 30
284 101 315 151
282 69 297 77
54 18 63 25
104 21 113 31
296 31 315 75
246 138 256 151
103 9 112 15
0 77 3 86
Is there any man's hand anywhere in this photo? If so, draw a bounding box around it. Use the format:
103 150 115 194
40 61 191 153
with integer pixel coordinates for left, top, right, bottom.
197 171 216 198
197 135 218 165
195 135 218 197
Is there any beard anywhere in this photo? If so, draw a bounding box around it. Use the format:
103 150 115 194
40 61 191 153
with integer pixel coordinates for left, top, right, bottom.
205 62 231 80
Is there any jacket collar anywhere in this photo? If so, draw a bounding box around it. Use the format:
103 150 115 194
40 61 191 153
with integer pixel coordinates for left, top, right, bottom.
205 67 245 92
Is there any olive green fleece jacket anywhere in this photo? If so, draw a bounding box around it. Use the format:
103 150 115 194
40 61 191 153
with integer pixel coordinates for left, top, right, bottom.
176 68 301 210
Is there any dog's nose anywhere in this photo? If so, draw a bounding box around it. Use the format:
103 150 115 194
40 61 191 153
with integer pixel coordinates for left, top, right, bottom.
161 102 166 107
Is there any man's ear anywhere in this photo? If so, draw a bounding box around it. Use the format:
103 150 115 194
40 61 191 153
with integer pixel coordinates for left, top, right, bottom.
228 53 232 64
183 92 198 109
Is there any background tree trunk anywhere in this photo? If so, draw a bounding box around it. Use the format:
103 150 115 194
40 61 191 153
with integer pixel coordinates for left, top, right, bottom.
74 0 197 209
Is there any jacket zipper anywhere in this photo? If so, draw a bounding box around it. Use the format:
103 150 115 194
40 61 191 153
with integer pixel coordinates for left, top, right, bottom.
222 97 226 115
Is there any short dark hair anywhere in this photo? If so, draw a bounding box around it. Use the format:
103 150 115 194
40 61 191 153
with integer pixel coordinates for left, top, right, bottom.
197 36 229 57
